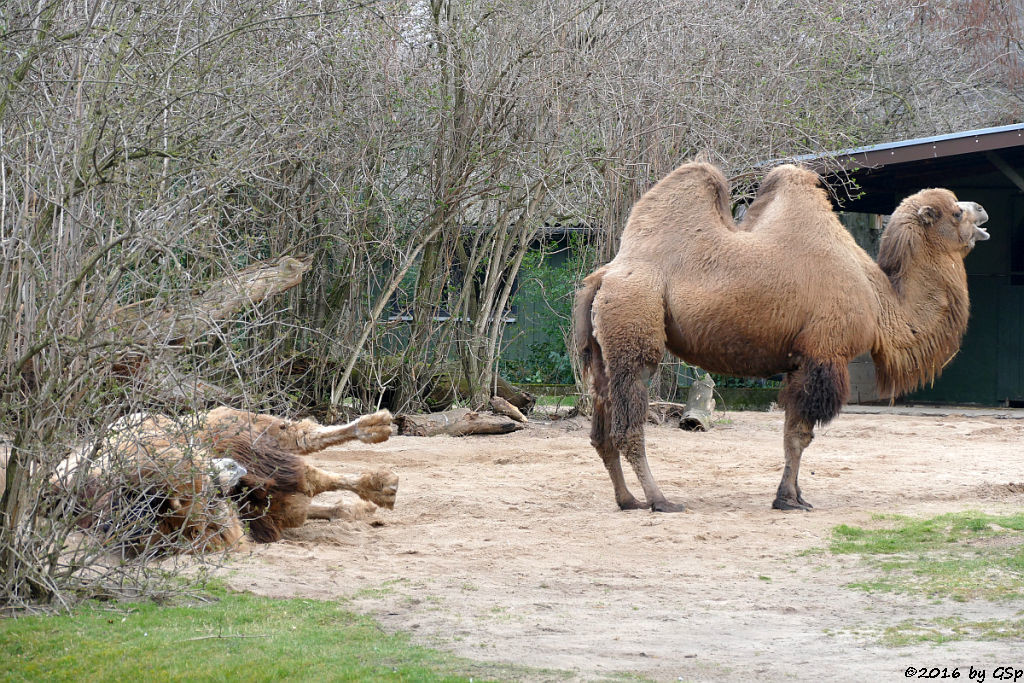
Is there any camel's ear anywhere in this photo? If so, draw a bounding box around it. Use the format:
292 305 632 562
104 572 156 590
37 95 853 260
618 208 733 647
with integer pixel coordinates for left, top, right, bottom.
917 205 940 225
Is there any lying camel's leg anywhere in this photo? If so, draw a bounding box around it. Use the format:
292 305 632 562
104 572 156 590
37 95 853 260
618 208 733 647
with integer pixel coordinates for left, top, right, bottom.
203 407 393 457
592 396 646 510
306 500 378 521
302 466 398 509
292 410 393 453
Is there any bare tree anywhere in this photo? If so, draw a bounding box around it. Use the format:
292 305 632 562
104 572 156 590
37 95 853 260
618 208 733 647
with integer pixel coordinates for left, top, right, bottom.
1 0 1015 609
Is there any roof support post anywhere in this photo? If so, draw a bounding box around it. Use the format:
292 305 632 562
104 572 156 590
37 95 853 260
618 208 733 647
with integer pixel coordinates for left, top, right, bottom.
984 151 1024 193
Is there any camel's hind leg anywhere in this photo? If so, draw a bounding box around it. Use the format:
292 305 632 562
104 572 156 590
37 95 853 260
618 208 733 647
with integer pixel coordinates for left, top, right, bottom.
610 365 685 513
302 465 399 509
591 397 646 510
595 280 682 513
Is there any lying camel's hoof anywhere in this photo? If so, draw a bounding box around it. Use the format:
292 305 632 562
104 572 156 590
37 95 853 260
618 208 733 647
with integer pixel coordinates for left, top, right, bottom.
357 470 399 509
651 500 686 513
772 497 813 511
355 410 393 444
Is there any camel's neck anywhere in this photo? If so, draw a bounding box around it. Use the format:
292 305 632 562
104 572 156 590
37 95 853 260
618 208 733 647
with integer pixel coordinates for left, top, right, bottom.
872 250 970 398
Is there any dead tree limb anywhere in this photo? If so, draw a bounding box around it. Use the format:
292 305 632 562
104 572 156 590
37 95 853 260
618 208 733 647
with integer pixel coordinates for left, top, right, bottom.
681 374 716 431
112 255 313 346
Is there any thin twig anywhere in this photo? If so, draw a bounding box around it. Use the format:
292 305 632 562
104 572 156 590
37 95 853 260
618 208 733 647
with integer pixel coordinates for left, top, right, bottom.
182 634 269 642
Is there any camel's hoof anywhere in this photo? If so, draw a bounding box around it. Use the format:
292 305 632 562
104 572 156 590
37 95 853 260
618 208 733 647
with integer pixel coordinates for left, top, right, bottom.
651 500 686 513
617 497 648 511
772 497 813 511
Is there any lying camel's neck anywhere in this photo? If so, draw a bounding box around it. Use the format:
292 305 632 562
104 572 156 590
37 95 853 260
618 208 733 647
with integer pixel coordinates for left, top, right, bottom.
871 244 970 399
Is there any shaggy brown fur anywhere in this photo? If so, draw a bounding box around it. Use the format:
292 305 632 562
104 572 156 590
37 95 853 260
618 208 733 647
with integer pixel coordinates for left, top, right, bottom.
60 422 247 556
575 161 990 512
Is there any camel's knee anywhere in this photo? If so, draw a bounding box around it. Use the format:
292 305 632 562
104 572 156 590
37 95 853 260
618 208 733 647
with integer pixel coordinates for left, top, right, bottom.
301 465 339 497
782 359 849 427
787 429 813 452
616 431 647 463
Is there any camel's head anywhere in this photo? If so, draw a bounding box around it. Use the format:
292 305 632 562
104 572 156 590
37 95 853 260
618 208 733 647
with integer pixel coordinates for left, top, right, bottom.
879 189 990 285
912 189 990 254
250 415 301 451
956 200 990 249
210 457 247 490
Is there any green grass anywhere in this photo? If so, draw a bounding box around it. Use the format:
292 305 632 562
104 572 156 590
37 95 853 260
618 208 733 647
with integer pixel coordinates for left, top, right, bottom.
534 393 578 407
878 616 1024 647
0 591 535 682
829 511 1024 601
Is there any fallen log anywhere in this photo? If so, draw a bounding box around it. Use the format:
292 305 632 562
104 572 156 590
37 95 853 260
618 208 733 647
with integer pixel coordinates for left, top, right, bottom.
647 401 687 425
395 408 525 437
494 376 536 414
490 396 527 423
110 255 313 408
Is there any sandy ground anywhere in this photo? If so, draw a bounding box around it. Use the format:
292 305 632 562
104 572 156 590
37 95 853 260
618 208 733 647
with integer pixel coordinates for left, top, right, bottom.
222 407 1024 681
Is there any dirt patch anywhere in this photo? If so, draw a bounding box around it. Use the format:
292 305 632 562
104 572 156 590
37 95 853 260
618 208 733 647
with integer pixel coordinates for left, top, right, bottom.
222 409 1024 681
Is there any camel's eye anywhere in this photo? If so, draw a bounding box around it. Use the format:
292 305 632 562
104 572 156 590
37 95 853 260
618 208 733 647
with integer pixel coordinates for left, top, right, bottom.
953 210 963 220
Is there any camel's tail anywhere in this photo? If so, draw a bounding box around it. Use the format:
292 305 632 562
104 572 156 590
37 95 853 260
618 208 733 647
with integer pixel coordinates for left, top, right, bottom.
573 267 608 393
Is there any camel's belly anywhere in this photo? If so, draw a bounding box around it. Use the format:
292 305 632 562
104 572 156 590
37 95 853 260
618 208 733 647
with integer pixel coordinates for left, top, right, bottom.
665 339 798 378
664 312 801 378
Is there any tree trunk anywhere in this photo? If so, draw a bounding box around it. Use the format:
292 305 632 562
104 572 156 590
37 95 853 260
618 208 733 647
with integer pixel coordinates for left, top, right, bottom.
681 374 716 431
395 408 525 436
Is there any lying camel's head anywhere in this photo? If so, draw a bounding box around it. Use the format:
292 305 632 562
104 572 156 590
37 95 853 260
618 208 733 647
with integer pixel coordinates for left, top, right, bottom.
205 407 307 453
210 457 247 490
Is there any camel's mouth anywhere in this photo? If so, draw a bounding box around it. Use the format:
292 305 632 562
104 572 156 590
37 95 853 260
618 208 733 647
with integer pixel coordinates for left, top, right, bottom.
966 225 990 250
957 201 989 247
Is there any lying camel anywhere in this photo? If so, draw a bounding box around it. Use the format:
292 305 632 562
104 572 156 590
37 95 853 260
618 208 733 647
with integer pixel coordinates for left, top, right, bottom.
63 408 397 553
575 161 989 512
199 407 397 543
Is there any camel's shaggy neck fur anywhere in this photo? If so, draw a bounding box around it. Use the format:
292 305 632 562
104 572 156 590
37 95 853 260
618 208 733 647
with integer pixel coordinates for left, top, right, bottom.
871 198 971 398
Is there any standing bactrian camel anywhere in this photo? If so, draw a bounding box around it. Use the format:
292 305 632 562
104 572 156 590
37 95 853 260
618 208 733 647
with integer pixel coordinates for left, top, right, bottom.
574 162 990 512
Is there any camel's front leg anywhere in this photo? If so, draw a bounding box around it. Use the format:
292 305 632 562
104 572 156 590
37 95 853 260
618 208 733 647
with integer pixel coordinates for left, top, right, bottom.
773 407 814 511
303 466 398 509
